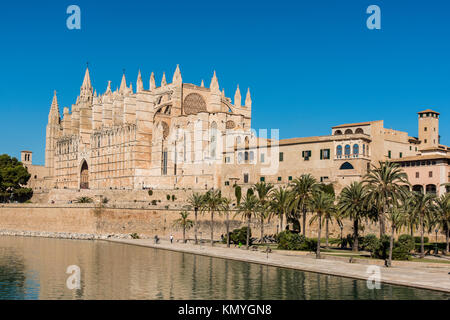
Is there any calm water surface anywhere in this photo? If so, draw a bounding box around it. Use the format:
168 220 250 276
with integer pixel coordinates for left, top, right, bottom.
0 236 448 300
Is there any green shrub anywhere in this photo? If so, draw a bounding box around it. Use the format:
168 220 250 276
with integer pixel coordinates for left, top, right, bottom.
166 194 171 201
148 190 153 196
130 233 140 239
224 227 252 245
172 195 176 201
75 196 93 203
151 200 157 205
414 236 429 243
275 231 317 251
361 234 380 254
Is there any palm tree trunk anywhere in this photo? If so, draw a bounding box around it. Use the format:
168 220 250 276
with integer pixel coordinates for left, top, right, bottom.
446 228 449 255
302 206 307 237
226 211 230 248
325 218 329 249
260 215 264 244
410 224 414 238
194 208 198 245
379 205 386 238
420 215 425 258
353 219 359 252
388 226 394 267
183 226 186 243
316 214 322 259
247 216 251 250
210 210 214 246
279 213 283 232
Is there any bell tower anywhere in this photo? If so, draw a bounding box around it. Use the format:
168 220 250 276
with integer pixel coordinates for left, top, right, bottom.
418 109 440 150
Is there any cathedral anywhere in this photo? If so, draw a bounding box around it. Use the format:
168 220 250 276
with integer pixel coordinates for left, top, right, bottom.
40 66 253 191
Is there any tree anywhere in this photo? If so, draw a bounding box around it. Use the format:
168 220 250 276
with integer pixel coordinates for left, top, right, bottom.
269 187 292 233
253 182 274 243
434 194 450 254
413 192 436 258
203 189 223 246
402 193 419 238
187 192 204 245
337 182 369 252
0 154 32 203
221 197 233 248
234 185 242 206
290 174 318 237
75 196 93 203
386 206 407 267
364 161 409 237
238 194 259 249
309 191 335 259
173 211 194 243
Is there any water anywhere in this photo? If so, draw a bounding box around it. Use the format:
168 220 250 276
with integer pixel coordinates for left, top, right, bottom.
0 236 448 300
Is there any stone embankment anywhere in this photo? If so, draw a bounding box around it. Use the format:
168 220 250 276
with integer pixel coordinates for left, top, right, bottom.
0 229 139 240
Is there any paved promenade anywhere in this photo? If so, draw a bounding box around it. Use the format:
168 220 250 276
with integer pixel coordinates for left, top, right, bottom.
108 238 450 293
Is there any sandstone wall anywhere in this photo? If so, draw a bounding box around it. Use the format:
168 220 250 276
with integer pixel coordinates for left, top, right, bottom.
0 204 445 241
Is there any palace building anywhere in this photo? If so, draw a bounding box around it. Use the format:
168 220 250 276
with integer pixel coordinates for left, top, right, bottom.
23 66 449 202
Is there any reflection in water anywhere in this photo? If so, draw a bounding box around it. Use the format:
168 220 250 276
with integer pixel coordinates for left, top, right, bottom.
0 236 448 300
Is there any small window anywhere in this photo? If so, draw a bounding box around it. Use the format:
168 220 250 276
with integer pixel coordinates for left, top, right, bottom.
244 173 249 183
277 177 282 181
288 176 293 181
279 152 284 162
260 153 265 163
429 171 433 178
320 176 329 182
340 162 354 170
424 139 427 143
225 181 230 186
320 149 330 160
410 146 412 151
399 152 403 158
302 150 312 160
260 177 265 182
416 172 419 178
388 150 391 159
424 127 427 132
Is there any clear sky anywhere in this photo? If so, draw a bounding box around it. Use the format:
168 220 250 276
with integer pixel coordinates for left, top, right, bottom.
1 0 450 165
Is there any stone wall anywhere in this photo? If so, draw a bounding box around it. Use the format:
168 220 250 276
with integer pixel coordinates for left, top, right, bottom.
0 204 445 242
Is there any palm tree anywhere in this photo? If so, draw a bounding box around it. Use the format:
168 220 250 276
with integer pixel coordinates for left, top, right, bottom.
309 191 335 259
269 186 292 233
221 197 233 248
413 192 436 258
322 207 341 249
187 193 204 245
434 194 450 254
173 211 194 243
290 174 318 237
337 182 369 252
364 161 409 237
75 196 93 203
253 182 274 243
203 189 224 246
238 194 259 249
386 206 407 267
402 193 419 237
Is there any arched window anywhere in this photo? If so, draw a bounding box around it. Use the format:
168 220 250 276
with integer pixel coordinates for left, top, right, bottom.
334 130 343 135
336 145 342 158
344 145 351 157
426 184 436 194
162 148 168 175
353 144 359 156
210 122 217 158
339 162 354 170
344 129 353 135
355 128 364 134
245 136 249 150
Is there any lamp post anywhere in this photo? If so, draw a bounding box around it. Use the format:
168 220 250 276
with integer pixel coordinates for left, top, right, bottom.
435 229 439 256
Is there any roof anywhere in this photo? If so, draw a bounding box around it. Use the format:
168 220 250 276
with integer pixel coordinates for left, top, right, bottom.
332 120 381 129
418 109 440 115
391 154 449 162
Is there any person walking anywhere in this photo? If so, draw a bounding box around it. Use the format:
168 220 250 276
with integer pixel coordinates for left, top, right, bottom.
170 234 174 244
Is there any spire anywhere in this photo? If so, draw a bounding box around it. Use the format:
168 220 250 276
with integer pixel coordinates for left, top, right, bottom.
172 64 182 84
149 72 156 91
161 72 167 86
48 90 60 123
245 88 252 108
119 71 127 93
222 88 225 97
210 71 219 91
136 70 144 92
81 66 92 90
129 82 133 94
105 80 112 95
200 79 204 87
234 85 241 107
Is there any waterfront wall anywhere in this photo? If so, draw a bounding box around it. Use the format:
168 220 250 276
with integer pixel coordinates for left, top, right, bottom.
0 204 445 241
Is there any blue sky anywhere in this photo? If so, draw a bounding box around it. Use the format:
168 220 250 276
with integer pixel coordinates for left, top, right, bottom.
1 0 450 165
